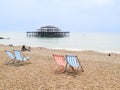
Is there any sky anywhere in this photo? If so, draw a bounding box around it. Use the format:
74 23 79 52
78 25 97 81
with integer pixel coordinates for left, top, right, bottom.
0 0 120 32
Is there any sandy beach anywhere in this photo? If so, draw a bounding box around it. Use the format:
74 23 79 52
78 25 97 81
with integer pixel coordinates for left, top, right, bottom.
0 44 120 90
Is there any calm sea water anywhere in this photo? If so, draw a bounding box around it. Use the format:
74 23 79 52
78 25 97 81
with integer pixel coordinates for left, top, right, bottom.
0 32 120 53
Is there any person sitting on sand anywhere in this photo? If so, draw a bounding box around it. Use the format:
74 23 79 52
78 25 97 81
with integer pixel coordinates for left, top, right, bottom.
21 45 31 52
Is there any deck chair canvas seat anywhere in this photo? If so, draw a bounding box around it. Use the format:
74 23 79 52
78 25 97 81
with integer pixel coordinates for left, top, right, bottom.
65 55 84 72
14 50 30 65
6 50 15 64
52 54 67 73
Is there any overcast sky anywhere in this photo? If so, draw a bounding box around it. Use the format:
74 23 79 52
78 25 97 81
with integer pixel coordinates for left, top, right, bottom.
0 0 120 32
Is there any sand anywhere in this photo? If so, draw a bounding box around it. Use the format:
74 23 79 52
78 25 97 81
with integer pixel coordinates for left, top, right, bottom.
0 44 120 90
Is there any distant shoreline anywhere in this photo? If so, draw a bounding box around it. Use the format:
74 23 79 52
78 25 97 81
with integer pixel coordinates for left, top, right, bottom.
1 44 120 56
1 43 120 55
0 37 10 39
0 37 4 39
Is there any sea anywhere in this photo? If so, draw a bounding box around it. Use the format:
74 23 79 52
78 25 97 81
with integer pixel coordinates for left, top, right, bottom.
0 32 120 54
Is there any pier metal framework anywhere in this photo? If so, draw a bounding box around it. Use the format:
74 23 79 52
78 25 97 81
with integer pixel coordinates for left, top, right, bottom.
26 25 70 37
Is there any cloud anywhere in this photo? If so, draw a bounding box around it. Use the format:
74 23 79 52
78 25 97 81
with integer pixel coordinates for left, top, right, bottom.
96 0 113 4
44 0 113 12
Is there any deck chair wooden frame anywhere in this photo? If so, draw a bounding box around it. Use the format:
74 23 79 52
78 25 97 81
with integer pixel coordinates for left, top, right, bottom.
52 54 67 73
65 55 84 72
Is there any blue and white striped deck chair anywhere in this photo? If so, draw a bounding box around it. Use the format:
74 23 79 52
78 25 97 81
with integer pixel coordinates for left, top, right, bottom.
6 50 15 64
65 55 84 72
14 50 30 63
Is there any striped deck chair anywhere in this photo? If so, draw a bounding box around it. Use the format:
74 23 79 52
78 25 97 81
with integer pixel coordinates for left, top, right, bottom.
14 50 30 64
6 50 15 64
65 55 84 72
52 54 67 73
